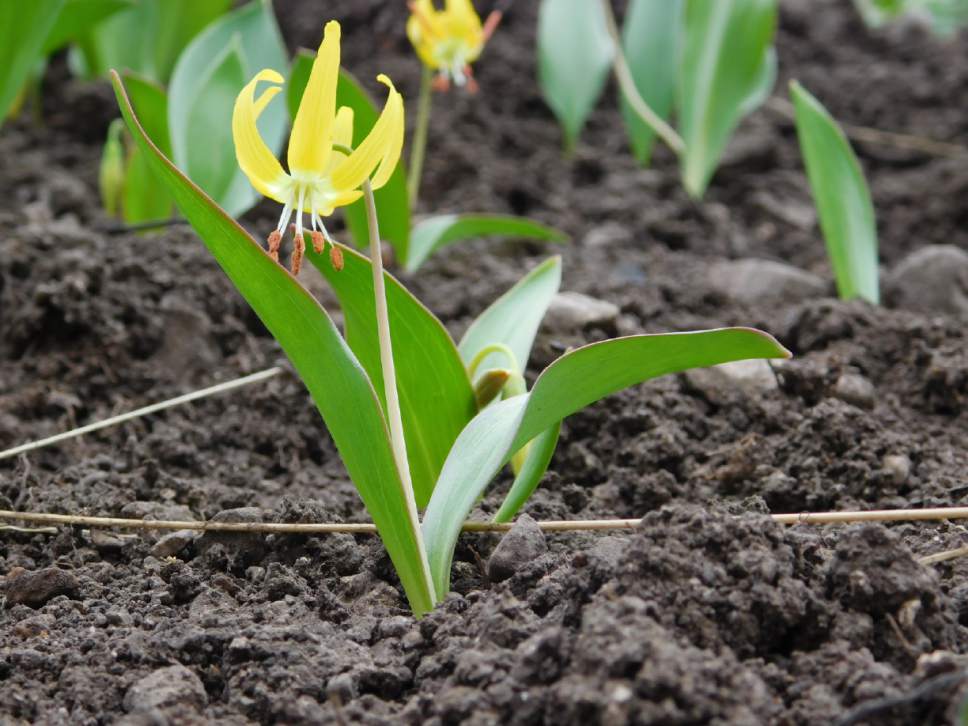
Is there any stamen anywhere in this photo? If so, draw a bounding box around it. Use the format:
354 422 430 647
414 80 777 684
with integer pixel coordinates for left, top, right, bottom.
464 65 478 95
275 199 294 234
433 72 451 92
290 185 307 275
482 10 503 42
330 244 344 271
266 230 282 263
310 231 326 254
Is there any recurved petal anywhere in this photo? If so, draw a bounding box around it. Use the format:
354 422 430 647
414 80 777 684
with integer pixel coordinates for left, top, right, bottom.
314 188 363 217
333 105 354 150
446 0 482 28
232 69 289 202
330 75 405 193
288 20 341 174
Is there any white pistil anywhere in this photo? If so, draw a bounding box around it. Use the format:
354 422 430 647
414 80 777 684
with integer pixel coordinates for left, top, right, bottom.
294 184 307 242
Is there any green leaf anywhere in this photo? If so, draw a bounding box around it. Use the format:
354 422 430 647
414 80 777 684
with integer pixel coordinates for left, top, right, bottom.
0 0 64 124
678 0 777 197
43 0 132 55
790 81 879 304
493 420 561 523
119 72 173 223
406 214 568 272
310 245 477 509
72 0 229 82
183 37 247 206
424 328 791 596
288 52 411 262
537 0 615 150
458 256 562 378
111 71 435 617
620 0 683 165
169 0 287 217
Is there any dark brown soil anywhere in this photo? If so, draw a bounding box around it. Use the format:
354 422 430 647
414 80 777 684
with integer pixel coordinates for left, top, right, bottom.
3 0 968 723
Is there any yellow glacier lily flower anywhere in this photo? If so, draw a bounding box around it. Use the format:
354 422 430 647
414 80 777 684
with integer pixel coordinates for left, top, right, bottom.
232 20 404 274
406 0 501 91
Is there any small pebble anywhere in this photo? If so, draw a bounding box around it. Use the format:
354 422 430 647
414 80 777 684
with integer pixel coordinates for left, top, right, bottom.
151 530 199 558
832 373 876 409
882 455 911 486
4 567 78 607
545 292 619 332
124 665 207 713
488 514 547 582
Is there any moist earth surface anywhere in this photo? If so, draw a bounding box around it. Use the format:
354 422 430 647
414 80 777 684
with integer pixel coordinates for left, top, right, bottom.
2 0 968 723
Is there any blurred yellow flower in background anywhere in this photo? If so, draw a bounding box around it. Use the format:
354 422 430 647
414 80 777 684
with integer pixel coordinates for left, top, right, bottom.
407 0 500 91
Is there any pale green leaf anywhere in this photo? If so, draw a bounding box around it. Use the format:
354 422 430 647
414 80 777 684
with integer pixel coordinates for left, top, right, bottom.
0 0 64 123
791 81 879 304
679 0 777 197
493 421 561 523
406 214 567 272
43 0 132 55
537 0 615 150
112 71 435 617
620 0 683 165
119 72 173 223
424 328 791 596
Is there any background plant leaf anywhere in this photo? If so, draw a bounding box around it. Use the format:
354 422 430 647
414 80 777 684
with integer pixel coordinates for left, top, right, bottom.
310 245 476 509
678 0 777 197
537 0 615 150
119 72 173 222
423 327 791 596
406 214 567 272
112 71 435 617
288 52 411 262
43 0 132 56
458 256 562 378
791 81 879 304
620 0 683 165
169 0 287 217
0 0 65 123
493 420 561 523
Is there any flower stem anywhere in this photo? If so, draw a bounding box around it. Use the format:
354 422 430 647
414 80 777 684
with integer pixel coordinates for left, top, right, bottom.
599 0 685 156
363 179 437 608
407 65 433 209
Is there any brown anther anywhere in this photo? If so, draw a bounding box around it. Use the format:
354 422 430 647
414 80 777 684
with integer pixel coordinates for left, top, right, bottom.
329 244 344 271
310 230 326 254
267 230 282 263
291 232 306 276
432 73 451 93
464 66 479 95
482 10 503 42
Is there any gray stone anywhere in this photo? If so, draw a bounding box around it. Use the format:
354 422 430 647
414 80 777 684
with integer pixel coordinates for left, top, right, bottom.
119 501 197 522
886 245 968 316
4 567 78 607
709 258 827 305
882 455 912 486
123 664 206 713
150 530 199 558
683 359 779 405
545 292 619 331
488 514 548 582
832 373 876 410
197 507 267 560
582 221 630 249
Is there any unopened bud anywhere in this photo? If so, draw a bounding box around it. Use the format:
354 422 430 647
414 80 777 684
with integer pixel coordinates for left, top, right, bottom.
99 119 126 218
329 244 344 271
473 368 511 408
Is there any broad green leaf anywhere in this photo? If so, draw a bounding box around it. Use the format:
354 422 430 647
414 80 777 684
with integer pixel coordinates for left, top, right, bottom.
537 0 615 150
310 245 476 509
119 72 173 222
424 328 791 596
43 0 132 55
288 51 411 262
620 0 683 165
791 81 879 304
112 71 435 617
169 0 287 217
406 214 567 272
493 420 561 523
0 0 64 124
184 37 247 206
458 256 562 378
678 0 777 197
72 0 229 81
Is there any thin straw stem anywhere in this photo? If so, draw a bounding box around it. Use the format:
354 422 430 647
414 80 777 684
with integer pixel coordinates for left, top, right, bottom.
8 506 968 536
0 367 283 461
362 180 437 605
599 0 685 156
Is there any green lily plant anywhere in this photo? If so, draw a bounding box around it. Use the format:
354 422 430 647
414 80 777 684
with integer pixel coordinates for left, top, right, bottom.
537 0 778 198
110 21 790 616
854 0 968 35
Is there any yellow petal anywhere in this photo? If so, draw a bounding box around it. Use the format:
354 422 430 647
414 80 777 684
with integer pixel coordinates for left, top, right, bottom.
445 0 481 28
333 105 354 150
314 188 363 217
330 75 404 192
288 20 340 174
407 0 444 68
232 69 289 202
